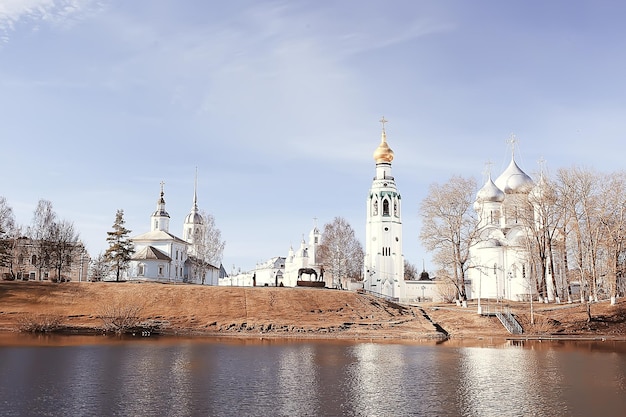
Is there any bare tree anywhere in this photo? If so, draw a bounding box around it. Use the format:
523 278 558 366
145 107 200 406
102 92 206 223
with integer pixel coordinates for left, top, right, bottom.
557 167 603 321
0 197 17 274
420 176 480 307
89 252 111 282
27 200 57 280
197 210 226 266
597 171 626 305
404 259 418 280
317 217 364 289
186 210 226 284
48 219 81 282
525 172 564 302
104 209 134 282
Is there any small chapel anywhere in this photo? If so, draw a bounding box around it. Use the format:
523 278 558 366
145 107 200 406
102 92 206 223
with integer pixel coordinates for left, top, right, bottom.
127 179 221 284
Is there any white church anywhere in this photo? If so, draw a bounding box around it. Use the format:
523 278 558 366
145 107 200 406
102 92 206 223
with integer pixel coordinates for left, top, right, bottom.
127 180 222 284
467 142 560 303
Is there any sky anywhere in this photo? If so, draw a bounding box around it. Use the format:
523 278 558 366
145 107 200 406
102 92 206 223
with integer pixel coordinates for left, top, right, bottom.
1 0 625 274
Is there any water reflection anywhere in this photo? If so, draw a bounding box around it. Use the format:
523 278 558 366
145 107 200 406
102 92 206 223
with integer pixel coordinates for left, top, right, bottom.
2 336 626 416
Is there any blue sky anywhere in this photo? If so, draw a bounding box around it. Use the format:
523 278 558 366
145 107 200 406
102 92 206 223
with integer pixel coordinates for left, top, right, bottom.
1 1 625 273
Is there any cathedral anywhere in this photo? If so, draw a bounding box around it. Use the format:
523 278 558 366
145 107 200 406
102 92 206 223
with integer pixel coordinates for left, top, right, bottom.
127 179 221 284
468 145 545 302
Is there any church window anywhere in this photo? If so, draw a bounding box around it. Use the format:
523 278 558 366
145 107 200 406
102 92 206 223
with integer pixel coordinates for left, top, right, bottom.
155 220 158 230
383 199 390 216
138 264 145 276
31 255 37 265
158 265 164 276
394 201 398 216
66 255 71 266
314 237 318 244
373 200 378 216
18 255 23 265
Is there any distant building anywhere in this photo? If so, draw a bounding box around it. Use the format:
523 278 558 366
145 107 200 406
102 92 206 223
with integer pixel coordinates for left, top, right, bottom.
127 180 221 284
220 222 322 288
0 237 89 282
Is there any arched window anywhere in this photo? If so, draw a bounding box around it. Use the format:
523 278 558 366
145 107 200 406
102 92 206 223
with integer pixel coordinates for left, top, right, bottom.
383 199 390 216
31 255 37 265
138 264 145 276
394 201 398 216
373 200 378 216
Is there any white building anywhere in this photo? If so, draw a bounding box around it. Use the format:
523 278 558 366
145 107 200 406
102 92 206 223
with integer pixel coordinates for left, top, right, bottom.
221 222 323 288
284 224 325 286
128 181 220 284
468 148 539 302
363 119 406 301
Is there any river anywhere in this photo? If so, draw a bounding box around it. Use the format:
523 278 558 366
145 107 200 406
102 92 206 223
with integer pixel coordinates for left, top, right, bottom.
1 335 625 416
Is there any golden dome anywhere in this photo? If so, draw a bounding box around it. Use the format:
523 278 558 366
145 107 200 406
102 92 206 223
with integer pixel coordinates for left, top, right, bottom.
373 129 394 163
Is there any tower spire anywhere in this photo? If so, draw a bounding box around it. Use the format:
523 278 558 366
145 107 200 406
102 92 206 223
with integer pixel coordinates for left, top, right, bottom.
193 167 198 209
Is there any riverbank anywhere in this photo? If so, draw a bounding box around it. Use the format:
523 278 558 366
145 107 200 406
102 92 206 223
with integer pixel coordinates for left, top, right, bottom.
1 281 625 341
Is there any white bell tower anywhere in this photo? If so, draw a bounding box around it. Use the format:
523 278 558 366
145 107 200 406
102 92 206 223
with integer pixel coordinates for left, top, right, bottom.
151 181 170 232
363 117 405 300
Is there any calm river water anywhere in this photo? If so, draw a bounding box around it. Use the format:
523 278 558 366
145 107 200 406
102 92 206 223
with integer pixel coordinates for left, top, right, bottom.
1 335 626 417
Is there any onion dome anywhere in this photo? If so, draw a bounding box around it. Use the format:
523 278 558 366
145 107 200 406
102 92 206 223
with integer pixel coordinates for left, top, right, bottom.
373 129 394 163
494 158 534 194
184 210 203 225
152 184 170 218
476 175 505 203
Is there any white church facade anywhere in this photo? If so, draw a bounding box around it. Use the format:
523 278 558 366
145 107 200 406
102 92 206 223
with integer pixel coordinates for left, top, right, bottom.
467 147 556 302
127 181 221 285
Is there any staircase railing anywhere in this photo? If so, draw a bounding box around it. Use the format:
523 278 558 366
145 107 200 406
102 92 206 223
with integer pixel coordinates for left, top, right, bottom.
495 312 523 334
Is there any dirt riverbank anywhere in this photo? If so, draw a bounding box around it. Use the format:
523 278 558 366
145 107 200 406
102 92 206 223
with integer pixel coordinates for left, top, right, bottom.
1 281 625 341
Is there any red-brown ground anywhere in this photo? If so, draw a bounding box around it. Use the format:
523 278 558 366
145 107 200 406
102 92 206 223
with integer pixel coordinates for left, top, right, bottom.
1 281 625 341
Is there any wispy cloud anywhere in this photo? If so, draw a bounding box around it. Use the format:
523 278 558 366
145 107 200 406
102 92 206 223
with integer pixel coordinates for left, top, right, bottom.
0 0 103 42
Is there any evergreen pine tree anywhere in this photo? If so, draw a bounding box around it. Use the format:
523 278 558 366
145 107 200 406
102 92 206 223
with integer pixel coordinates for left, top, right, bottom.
104 209 134 282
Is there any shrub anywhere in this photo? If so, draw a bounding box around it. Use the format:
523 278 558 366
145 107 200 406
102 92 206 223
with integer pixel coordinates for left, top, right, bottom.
18 314 63 333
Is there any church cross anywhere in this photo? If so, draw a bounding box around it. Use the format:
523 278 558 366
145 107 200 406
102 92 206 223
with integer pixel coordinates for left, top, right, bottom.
379 116 388 132
507 134 517 158
537 156 547 175
483 160 493 178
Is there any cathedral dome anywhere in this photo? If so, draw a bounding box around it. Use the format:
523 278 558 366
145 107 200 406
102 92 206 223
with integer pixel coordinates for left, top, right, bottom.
494 158 533 194
476 176 505 203
373 130 394 163
184 211 203 225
